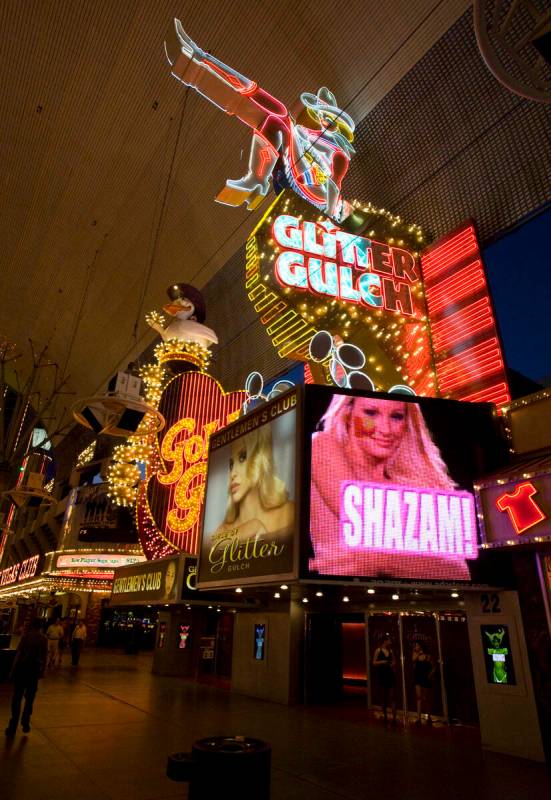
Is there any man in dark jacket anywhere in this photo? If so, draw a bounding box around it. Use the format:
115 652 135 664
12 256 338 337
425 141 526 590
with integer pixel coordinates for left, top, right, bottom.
5 617 47 736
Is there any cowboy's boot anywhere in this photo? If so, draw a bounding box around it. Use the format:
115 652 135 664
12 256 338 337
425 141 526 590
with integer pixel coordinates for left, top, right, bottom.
216 133 279 211
168 20 288 132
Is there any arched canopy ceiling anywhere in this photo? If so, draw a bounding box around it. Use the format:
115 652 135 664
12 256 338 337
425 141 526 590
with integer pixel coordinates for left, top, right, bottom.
0 0 469 436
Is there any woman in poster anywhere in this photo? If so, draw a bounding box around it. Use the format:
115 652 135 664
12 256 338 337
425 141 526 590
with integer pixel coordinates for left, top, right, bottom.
213 426 295 545
309 395 472 580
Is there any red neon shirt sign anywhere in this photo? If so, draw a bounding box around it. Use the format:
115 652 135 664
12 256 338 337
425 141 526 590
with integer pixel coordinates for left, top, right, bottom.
495 482 546 535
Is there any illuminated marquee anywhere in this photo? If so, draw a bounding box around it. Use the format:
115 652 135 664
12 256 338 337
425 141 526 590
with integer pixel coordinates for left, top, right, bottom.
138 371 246 559
273 215 417 316
246 191 436 395
0 555 40 586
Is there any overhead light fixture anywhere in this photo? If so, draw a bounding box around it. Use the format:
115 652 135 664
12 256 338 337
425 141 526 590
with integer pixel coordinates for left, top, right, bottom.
451 591 459 598
235 587 243 593
367 588 375 595
342 596 350 603
302 597 309 603
274 592 281 598
392 594 399 601
315 591 323 597
280 584 288 590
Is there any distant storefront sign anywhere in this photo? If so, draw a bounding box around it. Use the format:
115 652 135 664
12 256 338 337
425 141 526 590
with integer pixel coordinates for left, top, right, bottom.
0 555 42 587
111 556 180 606
56 553 145 570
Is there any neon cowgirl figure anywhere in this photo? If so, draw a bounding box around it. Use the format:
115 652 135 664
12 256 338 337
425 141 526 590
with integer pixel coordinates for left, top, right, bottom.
166 20 355 221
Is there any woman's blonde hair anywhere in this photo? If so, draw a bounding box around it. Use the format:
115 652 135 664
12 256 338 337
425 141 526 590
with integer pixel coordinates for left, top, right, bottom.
320 395 455 490
225 426 288 523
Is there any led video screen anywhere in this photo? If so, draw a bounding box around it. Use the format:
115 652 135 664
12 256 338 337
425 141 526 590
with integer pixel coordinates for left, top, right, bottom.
198 390 299 588
304 386 506 582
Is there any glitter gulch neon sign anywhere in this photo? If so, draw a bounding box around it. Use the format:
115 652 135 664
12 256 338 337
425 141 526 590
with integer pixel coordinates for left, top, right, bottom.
272 215 418 315
340 482 477 557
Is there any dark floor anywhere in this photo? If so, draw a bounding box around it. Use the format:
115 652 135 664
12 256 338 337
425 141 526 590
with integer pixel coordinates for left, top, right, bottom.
1 649 549 800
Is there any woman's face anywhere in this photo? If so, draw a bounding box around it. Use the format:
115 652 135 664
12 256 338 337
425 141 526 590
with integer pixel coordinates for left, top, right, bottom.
165 562 176 597
350 398 407 461
229 442 253 504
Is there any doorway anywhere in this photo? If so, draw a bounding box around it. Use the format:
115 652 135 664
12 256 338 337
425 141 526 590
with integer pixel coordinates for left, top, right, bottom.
305 609 478 727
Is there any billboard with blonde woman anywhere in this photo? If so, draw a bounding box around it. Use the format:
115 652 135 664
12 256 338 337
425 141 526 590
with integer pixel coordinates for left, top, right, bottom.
305 386 506 582
198 389 299 587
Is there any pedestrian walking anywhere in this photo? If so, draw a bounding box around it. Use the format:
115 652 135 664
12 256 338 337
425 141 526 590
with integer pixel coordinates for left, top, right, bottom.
71 619 87 666
5 618 47 736
46 617 64 667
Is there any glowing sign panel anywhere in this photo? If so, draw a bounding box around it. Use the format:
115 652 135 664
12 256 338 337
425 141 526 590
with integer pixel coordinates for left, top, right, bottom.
340 482 476 556
478 474 551 546
56 554 145 569
199 391 298 588
305 386 506 582
272 214 417 315
495 482 546 535
140 371 246 558
0 555 41 586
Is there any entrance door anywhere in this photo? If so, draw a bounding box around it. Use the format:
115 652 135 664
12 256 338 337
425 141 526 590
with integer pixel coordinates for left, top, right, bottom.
304 613 342 704
439 613 478 725
367 614 404 715
401 614 442 718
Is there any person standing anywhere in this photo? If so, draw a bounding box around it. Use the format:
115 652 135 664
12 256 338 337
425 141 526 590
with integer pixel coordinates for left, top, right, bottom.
412 642 434 725
46 617 64 668
71 619 87 666
373 635 397 725
5 618 47 736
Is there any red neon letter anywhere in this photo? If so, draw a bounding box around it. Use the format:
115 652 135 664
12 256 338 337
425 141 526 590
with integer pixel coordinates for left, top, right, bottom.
382 278 413 316
392 247 418 283
371 242 393 275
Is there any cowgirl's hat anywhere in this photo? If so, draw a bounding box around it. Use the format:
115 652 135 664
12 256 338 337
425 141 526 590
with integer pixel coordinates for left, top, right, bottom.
300 87 355 144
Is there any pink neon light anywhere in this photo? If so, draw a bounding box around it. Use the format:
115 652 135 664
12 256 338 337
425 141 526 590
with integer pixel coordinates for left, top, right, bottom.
422 221 510 406
339 481 477 557
424 261 486 315
431 298 494 351
458 383 510 405
437 339 503 392
309 480 476 581
422 227 477 281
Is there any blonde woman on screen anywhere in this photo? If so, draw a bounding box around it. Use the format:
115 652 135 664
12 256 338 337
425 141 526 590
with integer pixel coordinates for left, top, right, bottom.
309 395 467 579
312 395 455 519
213 427 294 542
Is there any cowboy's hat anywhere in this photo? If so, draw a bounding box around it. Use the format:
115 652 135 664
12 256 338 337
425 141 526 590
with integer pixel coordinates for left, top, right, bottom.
300 87 355 134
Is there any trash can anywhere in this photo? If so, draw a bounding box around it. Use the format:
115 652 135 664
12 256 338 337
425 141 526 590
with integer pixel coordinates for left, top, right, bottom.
167 736 271 800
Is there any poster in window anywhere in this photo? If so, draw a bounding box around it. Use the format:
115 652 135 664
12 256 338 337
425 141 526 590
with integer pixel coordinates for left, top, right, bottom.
481 624 516 685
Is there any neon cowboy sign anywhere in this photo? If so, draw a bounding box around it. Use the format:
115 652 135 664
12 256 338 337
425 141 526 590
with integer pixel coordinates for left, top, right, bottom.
272 215 418 315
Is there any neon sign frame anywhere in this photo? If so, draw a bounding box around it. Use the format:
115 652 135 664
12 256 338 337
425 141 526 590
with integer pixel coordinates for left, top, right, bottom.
495 481 546 535
272 214 418 316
